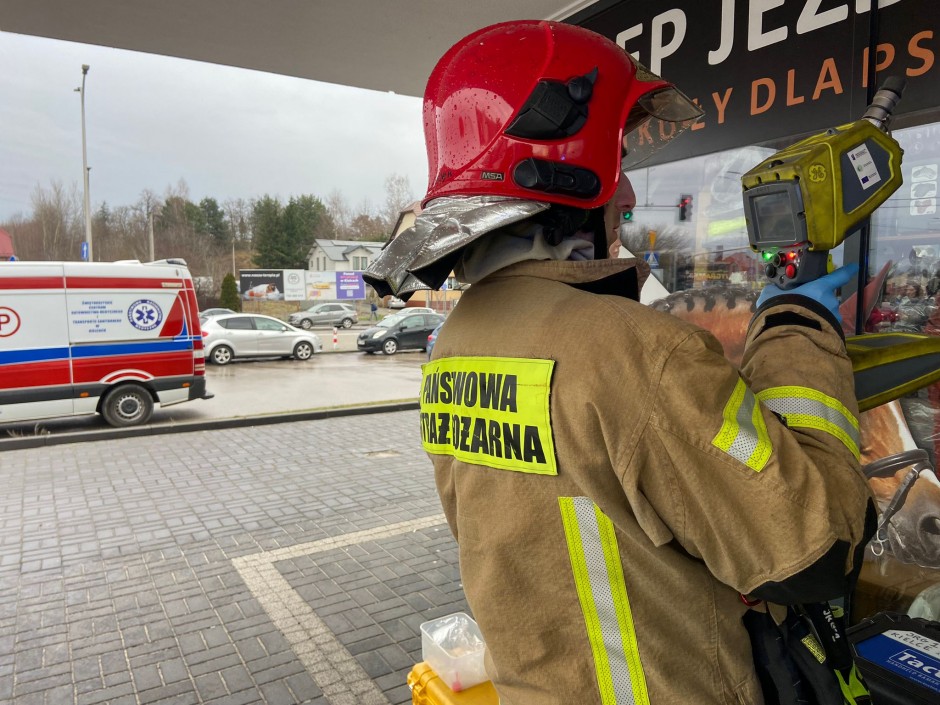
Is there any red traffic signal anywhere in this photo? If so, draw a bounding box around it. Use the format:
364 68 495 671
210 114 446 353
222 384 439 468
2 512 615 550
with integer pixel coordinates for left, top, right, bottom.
678 194 693 221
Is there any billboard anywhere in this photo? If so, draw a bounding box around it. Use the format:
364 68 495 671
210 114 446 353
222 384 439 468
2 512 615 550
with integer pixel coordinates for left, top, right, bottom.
283 270 306 301
239 270 284 301
241 270 369 301
336 272 366 300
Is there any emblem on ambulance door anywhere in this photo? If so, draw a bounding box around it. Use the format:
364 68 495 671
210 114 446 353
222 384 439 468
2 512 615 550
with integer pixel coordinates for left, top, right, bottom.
128 300 163 331
0 307 21 337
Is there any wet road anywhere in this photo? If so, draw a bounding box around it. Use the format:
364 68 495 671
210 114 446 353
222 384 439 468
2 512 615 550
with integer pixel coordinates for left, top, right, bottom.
195 349 425 417
0 349 426 437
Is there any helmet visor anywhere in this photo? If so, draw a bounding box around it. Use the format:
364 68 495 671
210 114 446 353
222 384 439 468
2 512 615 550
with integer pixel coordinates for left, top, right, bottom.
621 85 703 171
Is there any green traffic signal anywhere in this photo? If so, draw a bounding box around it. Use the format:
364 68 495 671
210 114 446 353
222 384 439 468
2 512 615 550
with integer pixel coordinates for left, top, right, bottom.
622 211 633 221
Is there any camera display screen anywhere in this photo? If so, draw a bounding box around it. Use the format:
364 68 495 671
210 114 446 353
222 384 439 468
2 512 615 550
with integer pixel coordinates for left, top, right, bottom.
747 185 806 246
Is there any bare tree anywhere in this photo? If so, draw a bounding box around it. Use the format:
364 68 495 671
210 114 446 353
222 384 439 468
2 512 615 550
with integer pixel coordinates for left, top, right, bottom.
325 189 353 240
31 181 82 260
620 224 688 258
1 214 44 260
381 174 415 237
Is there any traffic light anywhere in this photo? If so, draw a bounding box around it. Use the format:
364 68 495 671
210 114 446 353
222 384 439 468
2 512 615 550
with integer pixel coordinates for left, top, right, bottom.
622 210 633 222
678 194 693 221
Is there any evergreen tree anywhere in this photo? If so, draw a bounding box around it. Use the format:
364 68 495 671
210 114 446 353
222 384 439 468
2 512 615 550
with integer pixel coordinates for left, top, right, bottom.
219 272 241 311
251 195 284 268
252 194 329 269
200 197 227 245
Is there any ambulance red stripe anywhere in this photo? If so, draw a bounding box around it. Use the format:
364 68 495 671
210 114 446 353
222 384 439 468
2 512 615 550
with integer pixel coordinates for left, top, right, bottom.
65 277 184 289
71 352 194 383
0 277 64 289
0 360 71 388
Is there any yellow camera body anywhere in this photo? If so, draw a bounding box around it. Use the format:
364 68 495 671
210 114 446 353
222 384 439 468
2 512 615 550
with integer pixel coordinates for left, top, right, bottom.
742 116 903 288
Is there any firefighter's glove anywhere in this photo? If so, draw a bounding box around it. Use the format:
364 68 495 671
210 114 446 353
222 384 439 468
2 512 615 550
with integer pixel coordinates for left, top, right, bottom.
757 263 859 324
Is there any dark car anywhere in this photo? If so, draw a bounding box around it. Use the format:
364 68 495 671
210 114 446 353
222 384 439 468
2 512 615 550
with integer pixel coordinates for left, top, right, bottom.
357 312 444 355
426 321 444 360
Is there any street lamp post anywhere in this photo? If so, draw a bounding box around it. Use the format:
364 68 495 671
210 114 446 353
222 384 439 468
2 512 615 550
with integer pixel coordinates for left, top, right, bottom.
76 64 93 262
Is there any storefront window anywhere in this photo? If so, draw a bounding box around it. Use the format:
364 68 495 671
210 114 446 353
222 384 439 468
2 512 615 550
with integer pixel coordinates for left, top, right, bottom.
868 121 940 336
624 125 940 621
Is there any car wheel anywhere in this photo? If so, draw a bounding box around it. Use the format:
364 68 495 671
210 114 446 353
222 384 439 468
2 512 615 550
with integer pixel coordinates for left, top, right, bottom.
341 318 353 329
382 338 399 355
101 383 154 427
300 319 313 330
211 345 233 365
293 341 314 360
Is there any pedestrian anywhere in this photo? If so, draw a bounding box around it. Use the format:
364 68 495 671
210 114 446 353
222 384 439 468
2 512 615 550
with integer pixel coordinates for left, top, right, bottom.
365 20 874 705
369 300 378 321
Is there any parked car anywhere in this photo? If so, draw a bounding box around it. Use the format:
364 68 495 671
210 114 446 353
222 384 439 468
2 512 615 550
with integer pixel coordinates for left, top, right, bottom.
288 302 358 329
202 314 322 365
426 321 444 360
387 296 407 309
199 307 235 319
357 312 445 355
383 306 436 318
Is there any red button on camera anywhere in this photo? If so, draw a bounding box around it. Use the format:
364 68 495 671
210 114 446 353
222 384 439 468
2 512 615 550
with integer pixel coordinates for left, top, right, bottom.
785 264 797 278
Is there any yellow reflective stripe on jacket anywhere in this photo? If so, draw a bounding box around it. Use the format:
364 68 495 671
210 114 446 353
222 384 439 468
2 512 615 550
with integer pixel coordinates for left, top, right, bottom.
756 386 860 460
420 356 557 475
559 497 650 705
712 378 773 471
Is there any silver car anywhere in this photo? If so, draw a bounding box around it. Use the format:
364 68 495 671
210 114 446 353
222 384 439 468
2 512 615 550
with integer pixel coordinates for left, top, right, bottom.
288 302 358 329
202 314 323 365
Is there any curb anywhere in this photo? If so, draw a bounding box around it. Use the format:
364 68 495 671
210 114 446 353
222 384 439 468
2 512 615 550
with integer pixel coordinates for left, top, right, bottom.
0 401 421 451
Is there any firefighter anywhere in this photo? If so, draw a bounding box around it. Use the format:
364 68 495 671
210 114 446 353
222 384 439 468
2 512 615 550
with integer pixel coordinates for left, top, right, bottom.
365 20 875 705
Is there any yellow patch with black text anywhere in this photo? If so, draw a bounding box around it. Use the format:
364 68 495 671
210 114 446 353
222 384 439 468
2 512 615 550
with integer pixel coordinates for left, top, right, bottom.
420 357 557 475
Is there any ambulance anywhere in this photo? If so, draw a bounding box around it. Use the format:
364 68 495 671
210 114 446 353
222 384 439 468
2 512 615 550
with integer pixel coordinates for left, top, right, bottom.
0 259 211 427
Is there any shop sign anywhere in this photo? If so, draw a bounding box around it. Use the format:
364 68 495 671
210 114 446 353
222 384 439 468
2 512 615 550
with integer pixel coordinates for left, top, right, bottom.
575 0 939 164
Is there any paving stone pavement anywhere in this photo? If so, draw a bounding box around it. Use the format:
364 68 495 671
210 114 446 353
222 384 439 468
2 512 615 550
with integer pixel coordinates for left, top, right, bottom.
0 410 471 705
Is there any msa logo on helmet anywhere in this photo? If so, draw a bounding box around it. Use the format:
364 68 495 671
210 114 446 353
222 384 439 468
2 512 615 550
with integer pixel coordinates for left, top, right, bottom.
481 172 504 181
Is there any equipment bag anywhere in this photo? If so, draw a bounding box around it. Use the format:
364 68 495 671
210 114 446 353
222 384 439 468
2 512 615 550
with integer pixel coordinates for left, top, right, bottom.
745 602 871 705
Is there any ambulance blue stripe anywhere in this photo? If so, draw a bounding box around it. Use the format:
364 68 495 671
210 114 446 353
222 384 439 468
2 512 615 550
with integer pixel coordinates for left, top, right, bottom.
70 340 194 357
0 348 70 365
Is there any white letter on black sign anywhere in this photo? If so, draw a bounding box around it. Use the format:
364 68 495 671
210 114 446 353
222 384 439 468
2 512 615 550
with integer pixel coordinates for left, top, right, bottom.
651 9 687 75
748 0 788 51
709 0 736 65
616 23 644 62
798 0 848 33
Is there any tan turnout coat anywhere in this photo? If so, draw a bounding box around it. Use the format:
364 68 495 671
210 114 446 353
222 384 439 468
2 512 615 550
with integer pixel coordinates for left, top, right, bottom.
421 257 872 705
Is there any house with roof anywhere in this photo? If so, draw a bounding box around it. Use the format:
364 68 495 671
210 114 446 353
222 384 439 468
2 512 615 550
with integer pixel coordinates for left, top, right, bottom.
306 239 385 273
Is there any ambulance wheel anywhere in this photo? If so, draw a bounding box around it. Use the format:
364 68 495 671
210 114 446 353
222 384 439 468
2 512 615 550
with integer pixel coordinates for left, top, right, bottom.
211 345 233 365
293 341 314 360
300 319 313 329
382 338 399 355
340 318 354 329
101 384 154 427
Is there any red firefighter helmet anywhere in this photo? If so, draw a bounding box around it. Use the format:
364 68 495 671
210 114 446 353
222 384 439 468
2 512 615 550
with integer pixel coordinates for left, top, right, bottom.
422 20 701 209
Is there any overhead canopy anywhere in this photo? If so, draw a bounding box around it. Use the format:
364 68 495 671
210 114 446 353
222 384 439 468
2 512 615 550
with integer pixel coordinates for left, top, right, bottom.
0 0 594 97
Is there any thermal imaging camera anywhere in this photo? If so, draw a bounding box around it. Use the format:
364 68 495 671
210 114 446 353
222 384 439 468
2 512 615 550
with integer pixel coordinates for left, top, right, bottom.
742 78 906 289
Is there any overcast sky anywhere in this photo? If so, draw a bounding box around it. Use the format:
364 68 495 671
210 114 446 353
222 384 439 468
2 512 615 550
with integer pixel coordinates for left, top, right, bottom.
0 32 429 222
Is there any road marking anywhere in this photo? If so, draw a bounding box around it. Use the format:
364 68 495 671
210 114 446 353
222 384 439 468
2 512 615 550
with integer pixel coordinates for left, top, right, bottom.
233 513 447 705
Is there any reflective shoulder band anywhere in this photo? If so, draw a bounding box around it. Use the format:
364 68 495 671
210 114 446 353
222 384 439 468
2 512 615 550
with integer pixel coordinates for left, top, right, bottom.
756 386 860 460
559 496 650 705
712 378 773 472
